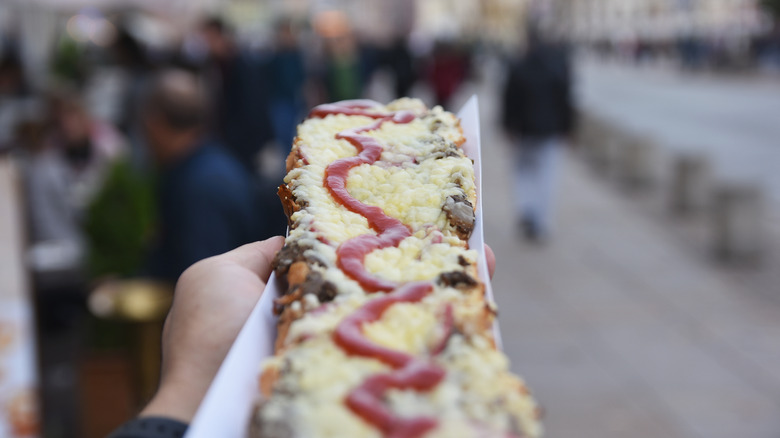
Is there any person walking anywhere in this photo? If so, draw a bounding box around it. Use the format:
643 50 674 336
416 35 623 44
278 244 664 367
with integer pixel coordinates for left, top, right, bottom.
200 17 274 172
427 40 469 109
502 31 575 242
268 18 306 156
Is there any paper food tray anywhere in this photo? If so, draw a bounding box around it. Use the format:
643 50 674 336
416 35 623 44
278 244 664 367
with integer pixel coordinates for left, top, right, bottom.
186 95 499 437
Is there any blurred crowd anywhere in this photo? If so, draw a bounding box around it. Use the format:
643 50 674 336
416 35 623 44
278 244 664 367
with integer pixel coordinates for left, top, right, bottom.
0 16 484 292
0 10 482 437
0 13 482 287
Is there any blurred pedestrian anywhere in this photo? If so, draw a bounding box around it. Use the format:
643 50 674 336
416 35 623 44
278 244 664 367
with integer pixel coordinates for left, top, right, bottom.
200 17 273 172
111 25 154 168
501 31 575 242
321 31 368 102
141 69 272 283
385 36 417 99
427 40 469 109
19 93 125 437
268 18 306 155
0 49 31 150
23 93 125 282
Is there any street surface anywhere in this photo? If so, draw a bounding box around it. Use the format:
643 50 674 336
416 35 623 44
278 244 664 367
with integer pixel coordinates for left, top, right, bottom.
456 59 780 438
489 154 780 438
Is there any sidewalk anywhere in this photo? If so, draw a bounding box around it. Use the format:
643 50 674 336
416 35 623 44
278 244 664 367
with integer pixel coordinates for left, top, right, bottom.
480 127 780 437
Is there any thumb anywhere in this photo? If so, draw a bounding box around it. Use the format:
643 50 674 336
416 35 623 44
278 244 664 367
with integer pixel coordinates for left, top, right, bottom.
224 236 285 281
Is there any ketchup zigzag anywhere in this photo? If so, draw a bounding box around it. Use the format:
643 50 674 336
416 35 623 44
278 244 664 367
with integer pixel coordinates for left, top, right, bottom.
309 101 449 438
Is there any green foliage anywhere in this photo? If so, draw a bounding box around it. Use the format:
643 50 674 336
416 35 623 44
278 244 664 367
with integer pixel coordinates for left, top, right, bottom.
50 36 87 85
84 159 156 278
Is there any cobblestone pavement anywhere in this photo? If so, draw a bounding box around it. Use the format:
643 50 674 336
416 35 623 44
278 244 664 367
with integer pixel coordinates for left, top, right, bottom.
467 66 780 437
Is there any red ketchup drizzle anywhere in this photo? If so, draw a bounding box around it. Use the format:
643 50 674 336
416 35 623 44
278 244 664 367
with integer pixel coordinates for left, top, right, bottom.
309 101 450 437
311 102 416 292
334 282 432 367
309 99 395 119
334 282 446 438
346 362 444 438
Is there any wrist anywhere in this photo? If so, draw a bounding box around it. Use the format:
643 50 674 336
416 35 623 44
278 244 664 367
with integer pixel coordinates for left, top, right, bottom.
140 374 209 423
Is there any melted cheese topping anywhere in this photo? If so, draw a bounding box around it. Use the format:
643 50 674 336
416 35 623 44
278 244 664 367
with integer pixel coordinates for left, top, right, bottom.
364 237 476 282
266 337 387 437
347 156 475 231
362 302 438 355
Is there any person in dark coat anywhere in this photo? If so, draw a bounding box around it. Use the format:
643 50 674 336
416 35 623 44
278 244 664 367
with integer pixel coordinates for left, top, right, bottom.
386 36 417 99
141 69 272 282
268 18 306 156
502 31 575 241
201 17 274 172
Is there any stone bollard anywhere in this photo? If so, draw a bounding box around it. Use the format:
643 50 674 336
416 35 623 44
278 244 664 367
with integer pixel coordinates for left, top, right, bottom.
617 136 658 189
583 122 622 175
711 183 765 263
669 154 711 215
585 134 612 171
577 113 606 151
574 109 591 147
575 114 596 156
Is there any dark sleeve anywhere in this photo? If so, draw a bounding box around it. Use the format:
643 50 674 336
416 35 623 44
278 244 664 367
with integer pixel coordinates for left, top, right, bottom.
107 417 188 438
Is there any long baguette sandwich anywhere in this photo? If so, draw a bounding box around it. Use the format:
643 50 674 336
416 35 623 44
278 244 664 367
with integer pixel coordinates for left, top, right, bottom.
251 98 541 438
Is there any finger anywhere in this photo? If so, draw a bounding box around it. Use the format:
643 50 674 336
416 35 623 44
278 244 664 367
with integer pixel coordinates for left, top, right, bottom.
224 236 285 280
485 244 496 279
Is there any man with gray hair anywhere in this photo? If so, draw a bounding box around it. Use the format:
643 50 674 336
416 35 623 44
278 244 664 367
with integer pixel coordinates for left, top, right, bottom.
142 69 266 282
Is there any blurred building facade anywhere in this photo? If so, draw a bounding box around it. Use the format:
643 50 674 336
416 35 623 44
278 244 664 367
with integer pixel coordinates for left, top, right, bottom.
557 0 765 45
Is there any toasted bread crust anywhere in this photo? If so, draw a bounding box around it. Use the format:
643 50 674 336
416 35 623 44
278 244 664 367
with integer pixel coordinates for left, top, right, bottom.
277 184 299 226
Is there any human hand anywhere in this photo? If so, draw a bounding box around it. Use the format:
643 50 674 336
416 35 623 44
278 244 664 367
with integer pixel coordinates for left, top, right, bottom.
140 236 284 423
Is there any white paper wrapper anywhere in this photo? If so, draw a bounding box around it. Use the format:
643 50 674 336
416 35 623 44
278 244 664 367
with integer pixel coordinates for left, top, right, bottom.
186 96 499 437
